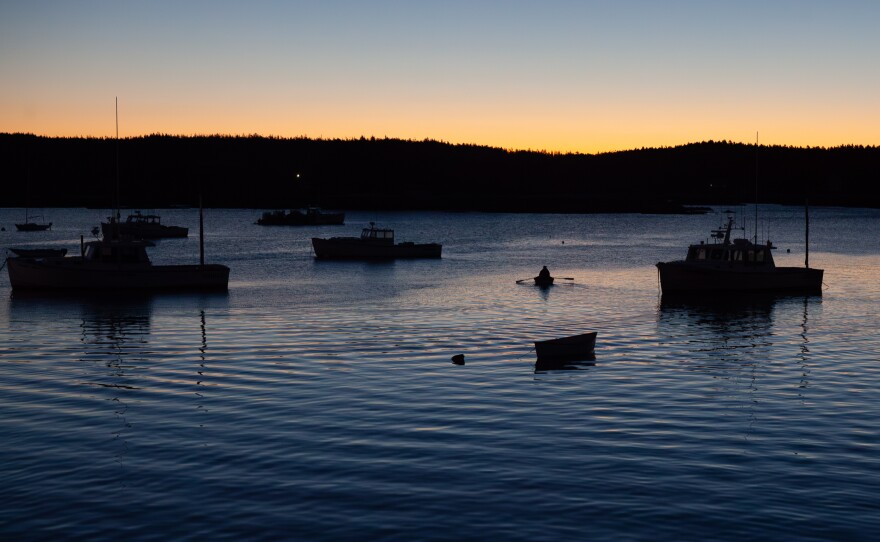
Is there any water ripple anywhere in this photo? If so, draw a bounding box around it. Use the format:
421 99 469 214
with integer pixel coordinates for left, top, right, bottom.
2 208 880 540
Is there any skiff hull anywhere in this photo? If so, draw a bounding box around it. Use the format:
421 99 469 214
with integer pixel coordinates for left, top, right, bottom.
534 332 598 361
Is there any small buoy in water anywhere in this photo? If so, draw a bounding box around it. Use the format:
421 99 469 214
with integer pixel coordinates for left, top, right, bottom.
787 248 791 253
0 227 4 231
451 354 465 365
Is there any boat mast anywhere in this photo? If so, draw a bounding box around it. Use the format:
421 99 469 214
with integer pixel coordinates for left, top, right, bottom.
114 97 121 238
805 198 810 269
199 193 205 267
754 131 759 244
24 161 29 223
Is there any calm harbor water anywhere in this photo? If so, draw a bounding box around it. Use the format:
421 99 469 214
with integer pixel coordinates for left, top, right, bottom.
1 206 879 541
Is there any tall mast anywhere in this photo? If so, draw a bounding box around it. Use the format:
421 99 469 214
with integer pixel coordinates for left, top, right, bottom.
113 97 121 240
805 199 810 269
24 159 29 222
754 131 759 244
199 193 205 266
115 97 120 222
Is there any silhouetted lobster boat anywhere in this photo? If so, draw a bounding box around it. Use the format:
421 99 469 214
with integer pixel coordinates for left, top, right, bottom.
257 207 345 226
101 210 188 239
655 214 823 295
311 222 441 259
657 136 823 296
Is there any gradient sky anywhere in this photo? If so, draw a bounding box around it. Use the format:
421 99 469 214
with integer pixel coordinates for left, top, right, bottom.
2 0 878 153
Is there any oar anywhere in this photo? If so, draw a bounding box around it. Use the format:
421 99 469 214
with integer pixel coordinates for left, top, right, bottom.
515 278 531 284
560 277 575 280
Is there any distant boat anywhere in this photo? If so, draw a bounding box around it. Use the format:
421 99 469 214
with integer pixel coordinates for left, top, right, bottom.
256 207 345 226
15 159 52 231
655 214 823 294
101 210 188 239
311 222 442 260
14 208 51 232
534 332 598 361
14 221 52 232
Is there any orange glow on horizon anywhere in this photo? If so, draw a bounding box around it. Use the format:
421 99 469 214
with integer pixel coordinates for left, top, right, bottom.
3 2 879 155
2 89 878 154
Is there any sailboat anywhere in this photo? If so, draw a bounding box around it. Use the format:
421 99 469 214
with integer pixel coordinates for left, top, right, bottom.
5 100 229 292
15 166 52 231
14 214 52 232
655 135 823 295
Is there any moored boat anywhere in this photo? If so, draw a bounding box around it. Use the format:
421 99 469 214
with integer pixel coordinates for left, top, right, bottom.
311 222 442 259
655 214 823 295
534 332 598 361
15 221 52 232
6 235 229 291
256 207 345 226
101 211 188 239
15 208 52 231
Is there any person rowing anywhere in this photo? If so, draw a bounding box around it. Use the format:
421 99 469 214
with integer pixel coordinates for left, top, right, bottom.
535 266 554 286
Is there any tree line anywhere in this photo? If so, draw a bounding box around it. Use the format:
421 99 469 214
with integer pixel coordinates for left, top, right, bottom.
1 133 878 212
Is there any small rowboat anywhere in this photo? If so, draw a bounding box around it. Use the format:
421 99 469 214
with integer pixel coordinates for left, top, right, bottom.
534 332 597 361
534 275 554 287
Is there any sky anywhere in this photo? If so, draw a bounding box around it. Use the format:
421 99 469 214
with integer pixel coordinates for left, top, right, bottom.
1 0 879 153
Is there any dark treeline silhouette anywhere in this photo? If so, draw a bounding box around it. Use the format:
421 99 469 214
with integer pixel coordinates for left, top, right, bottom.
1 133 878 211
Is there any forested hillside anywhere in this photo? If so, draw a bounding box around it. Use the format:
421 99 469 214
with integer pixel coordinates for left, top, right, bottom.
1 133 877 211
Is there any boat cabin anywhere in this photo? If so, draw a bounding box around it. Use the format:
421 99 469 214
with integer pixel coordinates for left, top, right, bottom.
680 214 777 268
686 239 775 267
361 223 394 244
82 239 153 264
126 211 162 225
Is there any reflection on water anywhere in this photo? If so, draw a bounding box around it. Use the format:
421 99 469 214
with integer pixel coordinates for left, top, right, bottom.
79 297 152 481
657 293 817 373
6 292 225 489
195 310 209 427
656 293 819 438
797 296 812 394
534 354 596 373
2 208 878 541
